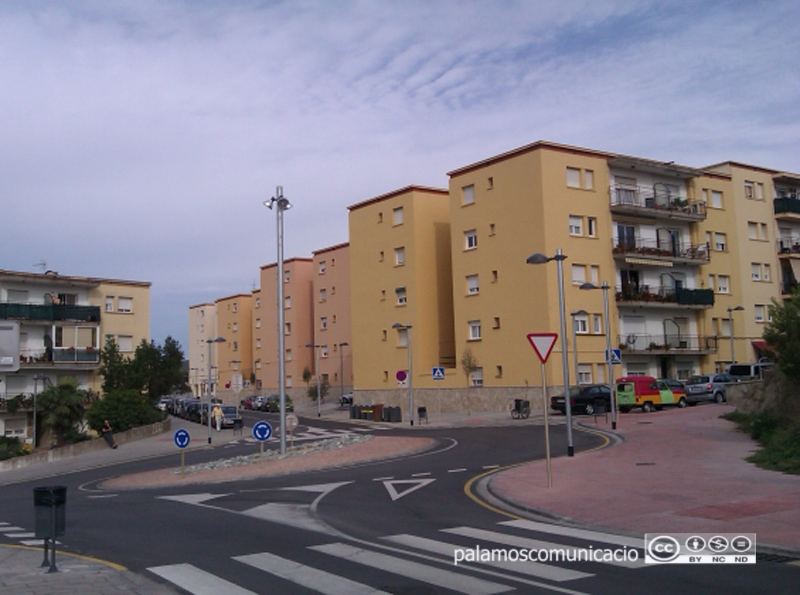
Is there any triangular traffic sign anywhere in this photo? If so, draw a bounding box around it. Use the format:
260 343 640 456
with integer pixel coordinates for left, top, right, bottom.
527 333 558 364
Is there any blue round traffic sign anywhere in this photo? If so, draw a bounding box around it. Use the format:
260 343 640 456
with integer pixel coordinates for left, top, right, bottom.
252 421 272 442
174 429 190 449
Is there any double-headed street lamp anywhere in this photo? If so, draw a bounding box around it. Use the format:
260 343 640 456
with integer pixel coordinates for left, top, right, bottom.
580 281 617 430
206 337 226 444
265 186 292 456
727 305 744 365
527 249 573 456
392 323 414 426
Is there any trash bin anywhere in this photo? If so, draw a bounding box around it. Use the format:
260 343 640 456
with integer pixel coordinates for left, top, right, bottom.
390 406 402 423
350 405 357 419
33 486 67 539
372 404 384 422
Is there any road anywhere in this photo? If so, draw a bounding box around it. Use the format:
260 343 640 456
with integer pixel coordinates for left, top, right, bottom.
1 411 797 594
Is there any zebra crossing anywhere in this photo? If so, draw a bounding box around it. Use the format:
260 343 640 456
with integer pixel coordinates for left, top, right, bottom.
235 424 391 446
147 518 647 594
0 520 50 547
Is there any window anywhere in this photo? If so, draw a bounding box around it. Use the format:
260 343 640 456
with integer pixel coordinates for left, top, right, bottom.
256 338 261 349
756 182 764 200
284 270 291 282
286 376 293 388
492 270 498 282
496 365 503 378
489 223 496 235
462 184 475 205
754 305 765 322
117 335 133 352
379 251 384 262
286 348 291 360
466 274 479 295
569 216 582 236
233 322 238 332
232 302 238 313
701 189 708 204
748 222 758 239
744 181 754 199
488 177 494 189
320 317 328 330
117 297 132 313
105 296 114 312
578 364 592 384
395 287 407 304
717 275 730 294
285 322 292 335
285 295 291 309
256 318 261 328
714 233 727 251
321 345 329 358
566 167 581 188
471 367 483 387
571 264 586 285
465 229 478 250
584 170 594 190
319 260 327 274
590 265 599 284
751 263 761 281
394 247 405 265
397 328 409 347
393 207 404 225
760 223 768 240
319 288 327 302
587 217 597 237
764 264 771 282
468 320 482 341
574 313 589 334
493 317 501 329
711 190 722 209
378 212 383 223
593 314 602 334
232 341 238 352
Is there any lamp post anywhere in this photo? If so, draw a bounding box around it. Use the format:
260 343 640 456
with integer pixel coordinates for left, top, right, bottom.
727 305 744 366
527 249 573 456
206 337 226 444
392 323 414 426
570 309 589 386
306 343 322 417
265 186 292 455
580 281 617 429
338 342 349 402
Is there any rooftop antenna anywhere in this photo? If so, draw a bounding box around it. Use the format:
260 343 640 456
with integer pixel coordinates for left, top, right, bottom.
33 260 47 272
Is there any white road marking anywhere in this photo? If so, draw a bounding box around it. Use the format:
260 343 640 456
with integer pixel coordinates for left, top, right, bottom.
500 520 643 549
149 563 256 595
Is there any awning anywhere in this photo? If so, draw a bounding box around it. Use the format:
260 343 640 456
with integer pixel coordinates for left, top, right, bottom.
625 257 673 267
790 259 800 283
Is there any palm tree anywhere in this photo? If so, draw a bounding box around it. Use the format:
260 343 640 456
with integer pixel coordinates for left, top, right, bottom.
36 377 88 446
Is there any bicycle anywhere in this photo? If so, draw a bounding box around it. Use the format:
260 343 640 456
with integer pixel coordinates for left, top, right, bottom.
511 399 530 420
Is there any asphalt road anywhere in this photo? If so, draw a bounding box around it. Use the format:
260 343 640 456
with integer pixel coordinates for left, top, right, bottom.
1 414 797 594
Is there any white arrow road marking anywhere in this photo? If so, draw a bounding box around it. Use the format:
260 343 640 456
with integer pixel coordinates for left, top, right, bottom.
383 479 436 501
279 481 352 494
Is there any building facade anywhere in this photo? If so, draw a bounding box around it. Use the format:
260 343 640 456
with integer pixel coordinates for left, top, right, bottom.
215 293 253 398
187 302 216 397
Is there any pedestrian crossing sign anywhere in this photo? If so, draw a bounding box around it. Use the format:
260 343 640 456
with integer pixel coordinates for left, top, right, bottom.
432 366 445 380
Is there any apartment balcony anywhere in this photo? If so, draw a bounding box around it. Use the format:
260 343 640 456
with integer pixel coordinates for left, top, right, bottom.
777 236 800 256
774 197 800 221
0 303 101 323
612 239 710 265
609 185 706 222
19 347 100 367
615 285 714 308
618 334 718 354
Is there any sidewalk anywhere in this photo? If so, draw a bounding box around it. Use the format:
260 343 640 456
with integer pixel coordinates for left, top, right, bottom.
488 403 800 554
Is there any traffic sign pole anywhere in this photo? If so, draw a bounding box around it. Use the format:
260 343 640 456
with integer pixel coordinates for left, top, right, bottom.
541 362 553 488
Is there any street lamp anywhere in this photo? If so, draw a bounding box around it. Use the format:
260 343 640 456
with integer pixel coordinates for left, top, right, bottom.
570 309 589 386
580 282 617 429
206 337 226 444
338 342 349 402
265 186 292 455
306 343 322 417
527 249 573 456
392 323 414 426
727 305 744 365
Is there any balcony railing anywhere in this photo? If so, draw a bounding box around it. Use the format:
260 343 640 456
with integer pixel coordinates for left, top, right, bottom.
616 286 714 307
609 185 706 220
0 303 101 323
19 347 100 365
777 237 800 254
618 334 718 353
613 239 711 263
775 197 800 216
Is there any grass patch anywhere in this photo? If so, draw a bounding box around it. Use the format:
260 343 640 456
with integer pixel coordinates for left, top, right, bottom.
723 411 800 474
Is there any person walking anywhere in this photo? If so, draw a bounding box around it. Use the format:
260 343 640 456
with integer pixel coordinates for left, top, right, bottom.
212 403 224 431
101 419 117 449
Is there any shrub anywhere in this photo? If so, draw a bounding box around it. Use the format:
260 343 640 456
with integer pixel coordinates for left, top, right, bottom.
0 437 26 461
86 389 166 434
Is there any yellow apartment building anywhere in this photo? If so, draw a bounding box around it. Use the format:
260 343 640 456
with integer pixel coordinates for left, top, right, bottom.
311 243 353 400
256 258 314 398
348 186 457 412
215 293 253 402
188 302 216 396
0 269 150 442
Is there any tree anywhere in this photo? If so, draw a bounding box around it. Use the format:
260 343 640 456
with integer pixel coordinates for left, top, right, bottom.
763 293 800 383
37 377 88 445
86 389 165 434
302 366 312 387
307 379 330 402
460 348 480 386
99 336 131 393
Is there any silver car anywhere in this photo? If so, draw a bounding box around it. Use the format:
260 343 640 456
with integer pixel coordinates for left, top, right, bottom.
684 373 736 404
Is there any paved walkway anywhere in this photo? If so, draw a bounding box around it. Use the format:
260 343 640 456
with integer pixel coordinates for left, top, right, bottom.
2 399 799 592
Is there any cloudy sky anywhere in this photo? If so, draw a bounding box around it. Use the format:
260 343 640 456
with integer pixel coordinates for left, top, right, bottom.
2 0 798 350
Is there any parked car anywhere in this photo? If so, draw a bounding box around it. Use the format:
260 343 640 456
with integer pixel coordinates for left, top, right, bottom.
659 379 688 407
684 373 737 404
252 396 270 411
157 397 171 412
616 376 686 412
240 396 257 410
551 384 611 415
185 400 201 422
265 395 293 412
220 405 241 429
727 362 773 381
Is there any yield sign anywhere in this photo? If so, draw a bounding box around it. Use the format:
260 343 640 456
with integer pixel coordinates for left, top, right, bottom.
383 479 436 501
527 333 558 363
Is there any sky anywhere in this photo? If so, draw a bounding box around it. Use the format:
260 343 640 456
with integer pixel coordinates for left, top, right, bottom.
2 0 799 352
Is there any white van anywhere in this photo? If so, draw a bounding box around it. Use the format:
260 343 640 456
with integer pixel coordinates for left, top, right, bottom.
727 362 772 381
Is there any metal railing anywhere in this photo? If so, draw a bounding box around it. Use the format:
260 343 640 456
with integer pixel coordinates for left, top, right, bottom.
0 303 101 323
774 197 800 215
612 238 710 262
609 185 706 218
777 236 800 254
617 334 718 353
615 285 714 306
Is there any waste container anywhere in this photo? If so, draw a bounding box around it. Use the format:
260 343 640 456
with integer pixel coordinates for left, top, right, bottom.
372 404 384 422
350 405 357 419
34 486 67 539
390 406 402 423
